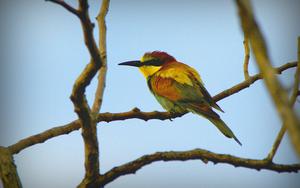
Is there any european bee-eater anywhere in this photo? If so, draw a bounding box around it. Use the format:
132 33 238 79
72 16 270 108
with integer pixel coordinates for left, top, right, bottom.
119 51 241 145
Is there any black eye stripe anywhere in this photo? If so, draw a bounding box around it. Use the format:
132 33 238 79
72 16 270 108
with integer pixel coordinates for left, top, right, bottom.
143 59 163 66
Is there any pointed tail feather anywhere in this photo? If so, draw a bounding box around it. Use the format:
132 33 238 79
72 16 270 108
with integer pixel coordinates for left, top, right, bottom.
208 117 242 146
184 103 241 145
212 103 224 113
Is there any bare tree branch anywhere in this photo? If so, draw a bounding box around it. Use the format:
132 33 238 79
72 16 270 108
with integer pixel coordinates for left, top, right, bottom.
7 62 297 155
92 0 110 113
71 0 103 186
265 37 300 162
46 0 80 17
0 147 22 188
97 148 300 186
48 1 110 186
214 62 297 102
8 120 81 154
243 37 250 80
235 0 300 158
47 0 104 186
77 0 102 68
98 107 184 122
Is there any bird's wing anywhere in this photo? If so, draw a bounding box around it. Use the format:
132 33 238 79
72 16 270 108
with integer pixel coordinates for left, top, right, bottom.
150 64 223 112
148 75 185 101
148 74 220 119
185 66 224 112
190 74 224 112
149 68 208 104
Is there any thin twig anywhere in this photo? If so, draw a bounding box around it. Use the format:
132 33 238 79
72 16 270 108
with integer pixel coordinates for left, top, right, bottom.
7 62 297 154
96 148 300 186
243 37 250 80
266 126 286 161
214 62 297 102
236 0 300 158
46 0 80 17
92 0 110 113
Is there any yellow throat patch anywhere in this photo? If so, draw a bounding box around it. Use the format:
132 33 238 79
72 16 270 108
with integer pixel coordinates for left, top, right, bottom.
139 66 161 78
138 55 162 78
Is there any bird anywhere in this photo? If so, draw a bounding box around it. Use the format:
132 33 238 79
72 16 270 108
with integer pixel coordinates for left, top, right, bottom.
119 51 241 145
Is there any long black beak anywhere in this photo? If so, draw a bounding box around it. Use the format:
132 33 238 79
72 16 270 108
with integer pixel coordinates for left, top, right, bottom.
118 60 141 67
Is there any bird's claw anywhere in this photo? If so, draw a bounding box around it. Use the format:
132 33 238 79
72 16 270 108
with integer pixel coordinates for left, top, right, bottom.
168 111 178 122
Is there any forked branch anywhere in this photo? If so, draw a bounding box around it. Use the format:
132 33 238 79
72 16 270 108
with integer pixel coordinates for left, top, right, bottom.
236 0 300 157
48 0 104 186
265 38 300 161
46 0 80 16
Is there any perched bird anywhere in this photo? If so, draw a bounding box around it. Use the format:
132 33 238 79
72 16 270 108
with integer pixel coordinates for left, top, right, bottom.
119 51 241 145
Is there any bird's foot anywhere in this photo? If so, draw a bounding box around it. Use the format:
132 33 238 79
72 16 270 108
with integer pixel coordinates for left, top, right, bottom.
168 111 178 121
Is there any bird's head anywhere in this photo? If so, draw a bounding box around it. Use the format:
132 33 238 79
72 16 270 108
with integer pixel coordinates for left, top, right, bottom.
119 51 176 78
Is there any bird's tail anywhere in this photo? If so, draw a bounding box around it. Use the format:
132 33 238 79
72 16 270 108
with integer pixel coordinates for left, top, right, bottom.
208 117 242 146
184 103 242 145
